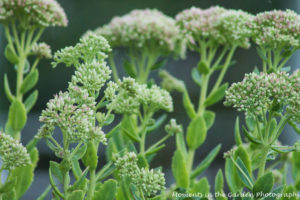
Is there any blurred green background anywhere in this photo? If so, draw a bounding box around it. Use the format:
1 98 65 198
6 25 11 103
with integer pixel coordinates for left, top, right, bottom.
0 0 299 199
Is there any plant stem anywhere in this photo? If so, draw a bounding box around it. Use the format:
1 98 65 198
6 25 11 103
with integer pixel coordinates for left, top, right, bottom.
197 74 209 115
211 46 236 93
257 147 269 178
87 169 96 200
63 171 70 197
108 54 119 82
187 149 195 177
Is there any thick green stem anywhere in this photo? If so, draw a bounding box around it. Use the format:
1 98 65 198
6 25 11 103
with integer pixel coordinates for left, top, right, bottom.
197 74 209 115
258 147 269 178
87 169 96 200
63 171 70 197
108 54 119 82
187 149 195 177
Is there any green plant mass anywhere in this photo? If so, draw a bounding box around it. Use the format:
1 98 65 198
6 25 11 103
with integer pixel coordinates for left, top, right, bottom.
0 1 300 200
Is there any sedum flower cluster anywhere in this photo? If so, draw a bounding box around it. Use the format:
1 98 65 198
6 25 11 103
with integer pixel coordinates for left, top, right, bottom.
249 9 300 49
53 32 111 68
224 72 300 122
95 9 181 55
105 77 173 114
39 33 112 144
0 132 31 170
0 0 68 27
176 6 253 48
114 152 166 197
31 42 52 59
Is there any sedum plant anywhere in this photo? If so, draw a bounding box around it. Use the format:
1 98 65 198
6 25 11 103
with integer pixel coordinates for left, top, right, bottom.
0 2 300 200
0 0 67 199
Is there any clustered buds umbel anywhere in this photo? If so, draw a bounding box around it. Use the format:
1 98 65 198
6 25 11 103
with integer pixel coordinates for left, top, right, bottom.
0 0 68 27
224 72 300 122
114 152 166 197
0 132 31 170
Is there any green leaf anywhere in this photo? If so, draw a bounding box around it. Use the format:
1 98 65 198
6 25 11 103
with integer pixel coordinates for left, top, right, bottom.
72 144 87 160
93 179 117 200
82 141 98 169
190 178 210 196
176 132 187 157
50 161 64 184
145 144 166 156
288 121 300 135
182 91 196 119
203 110 215 130
0 178 16 193
242 126 261 144
215 170 227 200
234 117 242 146
256 47 267 62
104 114 115 125
37 185 51 200
225 158 239 193
68 167 89 192
122 128 140 142
245 115 255 132
198 60 210 74
11 148 38 199
191 68 202 86
271 145 296 153
151 59 167 70
186 115 207 150
49 167 64 199
121 115 139 141
96 162 116 181
234 146 252 174
172 150 189 188
20 69 39 94
263 185 284 200
253 172 274 198
191 144 221 179
8 99 27 133
5 45 18 64
67 190 84 200
24 90 38 112
204 83 228 107
72 160 82 180
234 157 254 190
123 60 136 78
4 74 15 102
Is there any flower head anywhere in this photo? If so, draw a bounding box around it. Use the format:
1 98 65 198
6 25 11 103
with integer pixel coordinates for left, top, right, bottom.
176 6 253 48
39 86 98 143
165 118 183 136
214 10 253 48
0 0 68 27
114 152 166 197
53 32 111 67
225 72 300 122
95 9 181 56
105 77 173 114
31 42 52 59
0 132 31 170
71 59 111 92
249 9 300 49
